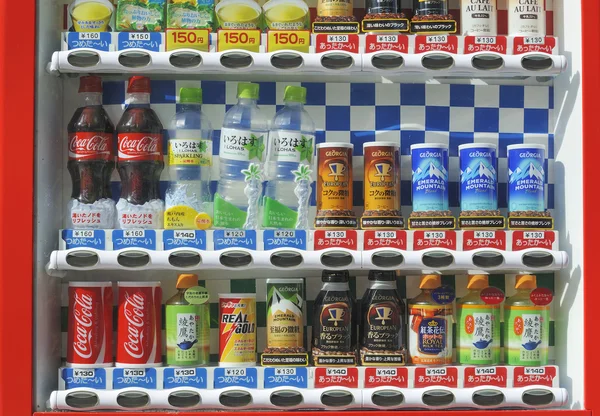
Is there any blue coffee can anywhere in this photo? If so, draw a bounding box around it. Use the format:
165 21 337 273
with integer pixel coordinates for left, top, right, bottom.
458 143 498 212
507 144 546 212
411 143 449 212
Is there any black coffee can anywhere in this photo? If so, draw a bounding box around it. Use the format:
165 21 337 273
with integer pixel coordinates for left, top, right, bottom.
367 0 398 14
413 0 448 16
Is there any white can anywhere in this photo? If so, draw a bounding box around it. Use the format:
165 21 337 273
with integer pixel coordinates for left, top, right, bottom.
461 0 497 36
508 0 545 36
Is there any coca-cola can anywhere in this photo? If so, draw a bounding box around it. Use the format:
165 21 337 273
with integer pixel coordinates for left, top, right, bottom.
67 282 113 368
116 282 162 367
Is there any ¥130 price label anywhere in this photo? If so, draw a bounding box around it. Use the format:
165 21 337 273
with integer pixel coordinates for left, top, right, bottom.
267 30 310 53
166 29 210 52
217 30 261 53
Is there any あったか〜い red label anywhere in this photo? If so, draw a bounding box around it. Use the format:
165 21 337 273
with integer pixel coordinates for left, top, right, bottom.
69 132 113 161
463 367 508 388
118 133 163 161
513 36 556 55
364 34 409 53
463 36 507 54
414 367 458 388
413 230 456 250
414 35 458 54
364 368 408 388
463 230 506 250
512 231 555 250
315 34 359 54
363 230 407 250
513 366 556 388
314 230 358 250
314 367 358 388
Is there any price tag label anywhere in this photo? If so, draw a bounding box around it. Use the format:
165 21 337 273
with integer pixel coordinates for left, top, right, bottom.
464 367 507 388
264 367 308 389
67 32 112 51
315 33 360 54
413 230 456 250
512 231 555 251
267 30 310 53
475 231 495 239
364 367 408 388
117 32 162 52
112 229 156 250
166 29 210 52
214 367 258 389
425 231 445 239
163 230 206 250
314 367 358 388
214 230 257 250
463 35 507 54
463 230 506 251
415 35 458 53
364 34 409 53
524 231 545 239
414 367 458 388
513 36 556 55
62 368 107 389
426 35 447 43
314 230 358 250
113 368 157 389
62 229 106 250
363 230 406 250
377 34 398 43
513 366 556 388
326 231 346 238
328 34 348 43
217 29 261 53
264 229 306 250
476 36 496 44
163 368 207 389
524 36 545 45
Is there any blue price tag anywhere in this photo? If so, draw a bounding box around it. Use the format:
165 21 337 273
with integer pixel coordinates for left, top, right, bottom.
432 285 456 305
163 230 206 250
113 368 157 389
263 230 306 250
264 367 308 389
62 229 106 250
67 32 112 51
62 368 107 390
213 230 257 250
163 367 207 389
112 230 156 250
118 32 162 51
214 367 258 389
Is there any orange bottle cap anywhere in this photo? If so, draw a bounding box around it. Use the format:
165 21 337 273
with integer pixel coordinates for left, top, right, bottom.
467 274 489 290
420 274 441 289
176 273 199 289
515 274 537 290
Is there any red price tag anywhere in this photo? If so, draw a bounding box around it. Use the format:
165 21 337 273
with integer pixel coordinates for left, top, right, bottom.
513 366 556 388
414 367 458 388
315 34 360 54
512 231 555 251
513 36 556 55
363 230 407 250
413 230 457 250
463 36 507 54
463 230 506 250
364 368 408 388
464 367 508 388
364 34 409 53
314 368 358 388
530 287 553 306
480 287 505 305
314 230 358 250
414 35 458 54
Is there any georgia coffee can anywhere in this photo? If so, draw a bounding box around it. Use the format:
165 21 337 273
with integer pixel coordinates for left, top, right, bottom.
67 282 113 368
219 294 257 367
116 282 162 367
507 144 546 213
363 141 401 215
410 143 449 212
458 143 498 212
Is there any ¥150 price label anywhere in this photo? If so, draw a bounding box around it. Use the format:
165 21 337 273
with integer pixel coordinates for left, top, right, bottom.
267 30 310 53
166 29 210 52
217 30 261 53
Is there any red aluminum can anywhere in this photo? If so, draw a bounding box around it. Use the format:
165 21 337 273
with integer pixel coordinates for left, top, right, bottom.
67 282 113 368
116 282 162 367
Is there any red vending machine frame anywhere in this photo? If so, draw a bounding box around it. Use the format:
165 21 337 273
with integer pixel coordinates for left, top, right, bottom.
0 0 596 415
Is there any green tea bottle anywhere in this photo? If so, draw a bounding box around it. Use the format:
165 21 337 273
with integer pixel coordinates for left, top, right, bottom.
504 274 550 366
166 273 210 366
457 274 501 365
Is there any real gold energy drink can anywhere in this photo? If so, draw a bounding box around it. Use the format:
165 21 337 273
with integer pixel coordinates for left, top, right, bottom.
315 143 357 229
219 294 257 367
361 142 403 229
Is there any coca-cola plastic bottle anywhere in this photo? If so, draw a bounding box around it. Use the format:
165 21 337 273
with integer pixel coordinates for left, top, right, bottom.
116 76 165 229
67 75 116 229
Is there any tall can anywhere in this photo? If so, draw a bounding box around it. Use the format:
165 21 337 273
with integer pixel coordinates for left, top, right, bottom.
265 279 305 353
413 0 448 17
315 143 357 229
507 144 546 213
366 0 398 14
116 282 162 367
67 282 113 368
317 0 352 17
460 0 497 35
410 143 449 213
458 143 498 212
508 0 545 35
219 294 257 367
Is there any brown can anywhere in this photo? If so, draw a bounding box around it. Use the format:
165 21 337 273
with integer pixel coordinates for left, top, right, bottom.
363 142 401 213
317 0 353 17
315 143 357 229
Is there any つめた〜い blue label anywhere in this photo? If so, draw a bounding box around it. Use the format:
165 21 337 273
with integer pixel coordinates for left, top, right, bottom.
507 144 546 212
459 144 498 212
411 144 449 212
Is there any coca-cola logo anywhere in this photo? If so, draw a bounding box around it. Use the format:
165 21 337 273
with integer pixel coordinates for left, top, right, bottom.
70 134 110 153
73 292 94 359
123 293 146 359
118 134 161 159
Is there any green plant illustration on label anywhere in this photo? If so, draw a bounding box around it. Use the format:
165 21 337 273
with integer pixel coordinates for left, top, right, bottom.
116 0 166 31
166 305 199 364
244 134 265 162
457 305 500 365
263 197 298 228
505 306 549 366
292 164 313 230
167 0 215 29
214 193 247 229
295 136 314 164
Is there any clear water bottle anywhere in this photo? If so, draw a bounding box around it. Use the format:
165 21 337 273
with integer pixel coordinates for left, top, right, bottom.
165 88 214 230
214 83 269 230
263 86 315 230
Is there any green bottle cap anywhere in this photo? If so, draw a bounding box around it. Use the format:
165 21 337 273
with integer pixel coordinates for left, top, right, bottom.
284 86 306 104
179 87 202 104
237 82 260 100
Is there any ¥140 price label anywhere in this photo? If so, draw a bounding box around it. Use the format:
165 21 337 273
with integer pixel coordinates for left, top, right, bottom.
166 29 210 52
267 30 310 53
217 30 261 53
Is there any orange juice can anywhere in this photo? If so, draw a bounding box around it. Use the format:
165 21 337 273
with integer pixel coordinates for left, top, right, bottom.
219 294 257 367
315 143 357 229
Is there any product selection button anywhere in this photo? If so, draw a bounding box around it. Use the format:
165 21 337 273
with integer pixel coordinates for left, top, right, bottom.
364 367 408 388
414 367 458 388
463 366 508 388
61 368 107 390
217 30 261 53
113 368 157 389
264 367 308 388
112 229 156 250
214 367 258 389
314 367 359 388
62 229 106 250
267 30 310 53
163 367 207 389
163 230 206 250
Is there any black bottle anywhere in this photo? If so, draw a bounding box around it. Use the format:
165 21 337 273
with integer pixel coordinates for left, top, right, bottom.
413 0 448 16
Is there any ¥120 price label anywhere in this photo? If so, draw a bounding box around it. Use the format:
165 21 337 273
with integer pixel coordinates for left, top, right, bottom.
217 30 261 53
166 29 210 52
267 30 310 53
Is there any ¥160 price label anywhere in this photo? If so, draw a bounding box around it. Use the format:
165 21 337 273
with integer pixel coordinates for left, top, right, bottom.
267 30 310 53
166 29 210 52
217 30 261 53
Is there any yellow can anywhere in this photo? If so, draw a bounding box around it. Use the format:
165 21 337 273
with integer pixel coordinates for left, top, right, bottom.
219 294 257 367
317 0 353 17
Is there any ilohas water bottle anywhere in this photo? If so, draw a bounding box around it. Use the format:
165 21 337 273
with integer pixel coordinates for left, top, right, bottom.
263 86 315 230
165 88 214 230
214 82 269 229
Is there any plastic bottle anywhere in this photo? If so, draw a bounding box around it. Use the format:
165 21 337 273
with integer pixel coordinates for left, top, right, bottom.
165 88 214 230
166 274 210 366
456 274 501 365
263 86 315 230
214 82 269 230
504 274 550 366
67 75 116 229
116 76 165 229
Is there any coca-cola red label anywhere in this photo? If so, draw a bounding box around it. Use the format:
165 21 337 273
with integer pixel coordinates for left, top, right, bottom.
118 133 163 161
68 132 113 161
67 285 113 366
